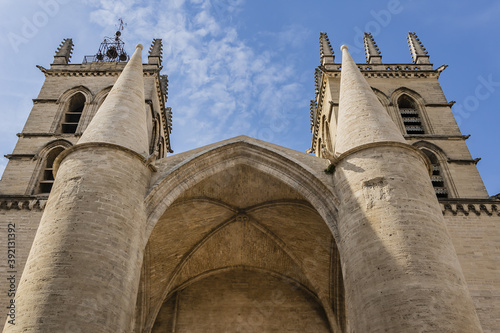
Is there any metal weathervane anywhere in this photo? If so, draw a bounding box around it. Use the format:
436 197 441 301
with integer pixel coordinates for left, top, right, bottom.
85 19 129 63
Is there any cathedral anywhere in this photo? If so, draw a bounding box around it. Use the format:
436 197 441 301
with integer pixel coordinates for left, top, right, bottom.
0 31 498 332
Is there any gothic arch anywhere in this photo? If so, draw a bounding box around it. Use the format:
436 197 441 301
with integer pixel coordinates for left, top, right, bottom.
28 139 73 195
51 86 93 133
412 141 457 197
145 138 339 237
141 137 344 333
390 87 433 134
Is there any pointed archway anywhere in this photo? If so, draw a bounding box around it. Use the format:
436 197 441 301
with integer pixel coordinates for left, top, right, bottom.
138 137 346 332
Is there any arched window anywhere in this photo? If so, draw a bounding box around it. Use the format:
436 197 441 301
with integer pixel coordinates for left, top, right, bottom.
421 149 448 198
34 147 65 194
60 92 85 133
398 95 425 134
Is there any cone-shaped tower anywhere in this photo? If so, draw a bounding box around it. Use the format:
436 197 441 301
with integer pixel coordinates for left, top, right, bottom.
8 45 152 333
332 46 482 332
79 44 149 156
335 45 405 154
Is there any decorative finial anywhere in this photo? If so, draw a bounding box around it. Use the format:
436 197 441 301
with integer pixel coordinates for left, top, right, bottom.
407 32 430 64
136 44 143 50
340 45 348 52
319 32 335 65
52 38 74 65
363 32 382 64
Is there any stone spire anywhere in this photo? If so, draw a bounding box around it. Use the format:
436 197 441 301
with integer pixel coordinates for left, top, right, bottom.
335 45 405 154
52 38 73 65
319 32 335 65
148 38 163 65
363 32 382 64
79 44 149 157
407 32 430 64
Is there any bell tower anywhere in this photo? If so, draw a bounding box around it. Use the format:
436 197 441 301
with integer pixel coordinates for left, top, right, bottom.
0 34 173 331
311 32 489 200
0 33 172 198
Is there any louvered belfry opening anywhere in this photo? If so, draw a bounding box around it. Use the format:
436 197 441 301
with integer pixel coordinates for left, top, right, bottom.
422 149 448 198
398 95 425 134
36 147 65 194
61 93 85 133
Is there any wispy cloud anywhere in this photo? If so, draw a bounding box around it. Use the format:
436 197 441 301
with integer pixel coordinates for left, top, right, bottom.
83 0 308 151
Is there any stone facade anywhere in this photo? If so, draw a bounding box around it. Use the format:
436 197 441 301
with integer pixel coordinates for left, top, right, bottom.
0 33 498 333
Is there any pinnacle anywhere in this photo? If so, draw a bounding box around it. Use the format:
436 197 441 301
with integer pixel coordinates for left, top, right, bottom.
52 38 74 65
363 32 382 64
319 32 335 65
148 39 163 65
407 32 430 64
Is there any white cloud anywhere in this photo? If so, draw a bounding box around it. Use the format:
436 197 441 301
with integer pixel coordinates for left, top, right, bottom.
81 0 309 153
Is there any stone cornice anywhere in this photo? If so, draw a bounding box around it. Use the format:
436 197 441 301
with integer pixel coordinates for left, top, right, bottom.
321 63 439 79
440 199 500 216
33 98 57 104
4 154 35 160
403 134 469 140
17 132 81 138
0 195 47 210
38 63 162 78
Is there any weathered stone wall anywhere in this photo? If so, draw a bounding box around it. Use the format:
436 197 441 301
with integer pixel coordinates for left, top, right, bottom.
152 269 331 333
443 208 500 333
0 207 42 331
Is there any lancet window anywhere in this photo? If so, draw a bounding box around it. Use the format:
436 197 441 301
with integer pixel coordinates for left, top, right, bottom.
60 92 85 133
398 95 425 134
34 147 65 194
422 149 448 198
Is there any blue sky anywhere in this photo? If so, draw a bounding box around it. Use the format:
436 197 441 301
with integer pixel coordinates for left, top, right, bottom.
0 0 499 195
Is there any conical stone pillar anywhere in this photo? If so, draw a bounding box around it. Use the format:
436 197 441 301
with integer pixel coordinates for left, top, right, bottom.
5 45 151 333
333 45 482 332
